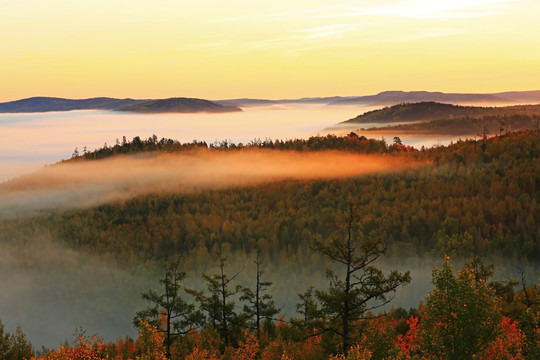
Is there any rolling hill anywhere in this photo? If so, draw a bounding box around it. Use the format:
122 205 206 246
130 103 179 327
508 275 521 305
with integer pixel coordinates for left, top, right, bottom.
0 97 148 113
118 97 241 113
329 91 511 106
2 90 540 113
217 91 540 107
0 96 241 113
341 102 540 125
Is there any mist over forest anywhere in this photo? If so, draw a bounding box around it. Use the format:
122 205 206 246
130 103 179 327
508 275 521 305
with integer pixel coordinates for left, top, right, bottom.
1 226 534 349
0 149 424 216
0 128 538 355
3 0 540 356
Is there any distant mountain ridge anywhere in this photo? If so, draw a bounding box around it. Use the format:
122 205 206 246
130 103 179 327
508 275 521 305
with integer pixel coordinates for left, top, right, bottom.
216 90 540 107
215 96 356 107
0 97 149 113
329 91 512 106
2 90 540 113
0 96 241 114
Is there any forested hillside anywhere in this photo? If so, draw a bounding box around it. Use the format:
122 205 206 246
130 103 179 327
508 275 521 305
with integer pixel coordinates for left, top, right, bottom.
0 130 538 359
2 130 538 267
342 102 540 124
364 114 540 135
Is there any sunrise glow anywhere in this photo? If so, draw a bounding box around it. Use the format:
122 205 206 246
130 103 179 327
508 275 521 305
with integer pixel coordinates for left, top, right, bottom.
2 0 539 101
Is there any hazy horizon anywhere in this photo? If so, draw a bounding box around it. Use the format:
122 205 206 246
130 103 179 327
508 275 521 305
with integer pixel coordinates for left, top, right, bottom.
2 88 540 104
0 103 471 182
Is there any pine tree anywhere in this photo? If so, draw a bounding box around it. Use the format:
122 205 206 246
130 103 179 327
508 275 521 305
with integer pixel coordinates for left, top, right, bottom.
312 204 411 355
134 260 202 359
188 251 245 351
240 250 280 338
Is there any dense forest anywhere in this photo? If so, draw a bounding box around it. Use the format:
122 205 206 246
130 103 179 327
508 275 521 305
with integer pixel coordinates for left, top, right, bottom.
9 129 534 267
0 130 538 359
64 132 393 162
342 102 540 124
364 114 540 136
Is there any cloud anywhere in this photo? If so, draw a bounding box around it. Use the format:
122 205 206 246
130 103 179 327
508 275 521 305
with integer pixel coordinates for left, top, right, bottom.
397 28 464 41
190 0 515 55
297 24 360 39
364 0 516 19
268 0 516 21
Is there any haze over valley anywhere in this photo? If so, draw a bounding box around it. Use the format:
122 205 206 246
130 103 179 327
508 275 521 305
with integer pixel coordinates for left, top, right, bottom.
3 90 540 182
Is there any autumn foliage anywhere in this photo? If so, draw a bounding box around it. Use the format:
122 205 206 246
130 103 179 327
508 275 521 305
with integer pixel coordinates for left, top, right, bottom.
25 256 539 360
32 335 110 360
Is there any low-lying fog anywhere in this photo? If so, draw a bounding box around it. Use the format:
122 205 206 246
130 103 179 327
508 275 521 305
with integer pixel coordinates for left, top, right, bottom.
0 104 527 349
0 143 430 348
0 150 426 216
1 234 533 349
0 232 436 348
1 104 453 182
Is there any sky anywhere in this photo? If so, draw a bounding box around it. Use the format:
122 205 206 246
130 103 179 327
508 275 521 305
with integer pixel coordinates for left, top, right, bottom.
1 0 539 101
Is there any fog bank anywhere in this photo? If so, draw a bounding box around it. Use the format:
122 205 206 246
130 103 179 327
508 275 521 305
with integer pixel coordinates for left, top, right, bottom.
0 235 154 348
0 105 377 181
0 150 426 216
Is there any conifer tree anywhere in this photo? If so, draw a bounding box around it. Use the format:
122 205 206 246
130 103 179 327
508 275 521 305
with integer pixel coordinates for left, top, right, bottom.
188 251 245 351
134 260 202 359
240 250 280 338
312 204 411 355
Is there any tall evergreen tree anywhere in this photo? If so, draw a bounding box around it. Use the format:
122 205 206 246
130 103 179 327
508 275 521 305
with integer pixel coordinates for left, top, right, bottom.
134 260 202 359
188 251 245 351
312 204 411 355
240 250 280 338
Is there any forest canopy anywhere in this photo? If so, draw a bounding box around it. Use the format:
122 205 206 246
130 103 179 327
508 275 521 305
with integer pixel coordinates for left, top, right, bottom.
0 130 538 359
1 130 537 268
342 101 540 124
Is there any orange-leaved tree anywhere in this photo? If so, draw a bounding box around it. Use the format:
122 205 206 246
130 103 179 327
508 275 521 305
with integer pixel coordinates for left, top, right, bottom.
135 319 167 360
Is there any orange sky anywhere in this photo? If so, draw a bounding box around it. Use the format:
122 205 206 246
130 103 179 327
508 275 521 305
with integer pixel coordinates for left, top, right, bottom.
1 0 539 101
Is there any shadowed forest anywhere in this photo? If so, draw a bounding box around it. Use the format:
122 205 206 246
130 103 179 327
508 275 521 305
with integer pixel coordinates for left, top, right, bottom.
0 130 538 359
